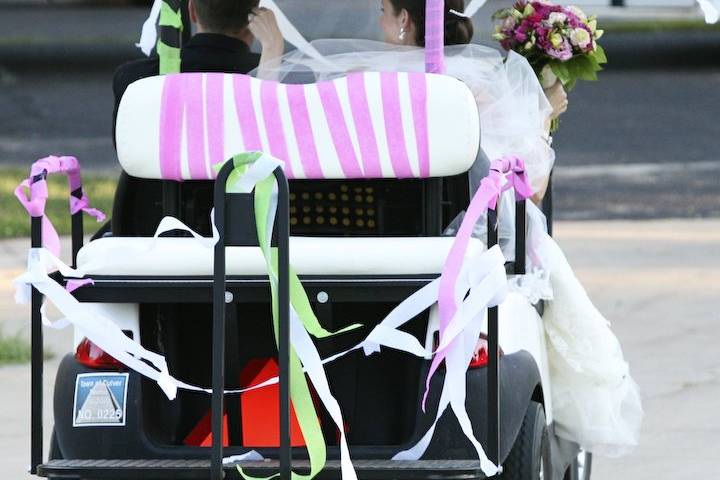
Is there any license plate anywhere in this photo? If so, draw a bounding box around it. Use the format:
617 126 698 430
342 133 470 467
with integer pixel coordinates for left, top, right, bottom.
72 373 129 427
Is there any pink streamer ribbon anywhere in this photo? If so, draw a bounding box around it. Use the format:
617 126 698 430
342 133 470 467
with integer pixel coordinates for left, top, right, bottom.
66 278 95 293
425 0 446 74
14 156 106 257
422 156 533 409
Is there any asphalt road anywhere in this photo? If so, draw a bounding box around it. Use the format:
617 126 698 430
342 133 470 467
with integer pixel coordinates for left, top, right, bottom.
0 5 719 220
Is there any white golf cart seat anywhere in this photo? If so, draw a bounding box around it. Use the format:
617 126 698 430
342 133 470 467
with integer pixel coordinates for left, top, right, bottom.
77 236 485 276
79 71 482 277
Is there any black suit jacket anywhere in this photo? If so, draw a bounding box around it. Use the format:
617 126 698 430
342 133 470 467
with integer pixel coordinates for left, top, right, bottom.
112 33 260 236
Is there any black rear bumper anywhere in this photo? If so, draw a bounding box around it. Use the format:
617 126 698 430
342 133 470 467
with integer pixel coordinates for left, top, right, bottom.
39 459 487 480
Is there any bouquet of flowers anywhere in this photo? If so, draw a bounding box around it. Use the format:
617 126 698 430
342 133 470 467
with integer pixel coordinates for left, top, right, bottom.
492 1 607 92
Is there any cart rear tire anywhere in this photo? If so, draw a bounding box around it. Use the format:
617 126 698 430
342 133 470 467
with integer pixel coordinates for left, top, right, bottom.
502 401 549 480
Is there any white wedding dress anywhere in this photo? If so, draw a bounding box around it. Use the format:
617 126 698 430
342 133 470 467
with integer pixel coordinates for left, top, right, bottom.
254 38 642 456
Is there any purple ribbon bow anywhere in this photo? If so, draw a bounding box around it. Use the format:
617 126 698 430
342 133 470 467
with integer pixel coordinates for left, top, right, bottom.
15 156 106 257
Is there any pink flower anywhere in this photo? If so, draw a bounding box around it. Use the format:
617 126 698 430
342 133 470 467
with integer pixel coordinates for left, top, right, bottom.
545 37 573 60
502 16 517 29
569 28 592 49
547 12 567 25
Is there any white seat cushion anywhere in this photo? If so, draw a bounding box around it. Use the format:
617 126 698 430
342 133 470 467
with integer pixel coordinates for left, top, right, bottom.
116 72 479 181
76 236 485 277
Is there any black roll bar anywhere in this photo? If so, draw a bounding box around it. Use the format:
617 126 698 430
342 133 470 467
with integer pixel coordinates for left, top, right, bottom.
486 208 500 473
29 169 87 474
487 191 528 475
212 160 292 480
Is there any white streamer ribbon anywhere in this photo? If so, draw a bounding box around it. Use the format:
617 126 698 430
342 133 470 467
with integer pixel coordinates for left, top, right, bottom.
16 248 179 399
450 0 489 19
697 0 720 23
15 152 511 477
137 0 163 56
258 0 337 68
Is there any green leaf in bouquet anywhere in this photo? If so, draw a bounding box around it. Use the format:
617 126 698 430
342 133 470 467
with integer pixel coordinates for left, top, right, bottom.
593 44 608 64
550 61 571 86
586 52 602 70
589 53 607 75
569 55 599 81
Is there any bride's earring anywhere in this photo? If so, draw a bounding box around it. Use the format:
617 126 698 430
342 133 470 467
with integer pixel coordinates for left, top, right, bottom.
398 27 406 41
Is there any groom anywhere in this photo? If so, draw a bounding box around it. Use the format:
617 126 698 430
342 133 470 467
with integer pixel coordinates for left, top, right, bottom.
111 0 284 236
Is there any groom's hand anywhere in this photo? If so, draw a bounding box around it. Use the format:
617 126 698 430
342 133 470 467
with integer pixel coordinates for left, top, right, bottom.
545 81 568 120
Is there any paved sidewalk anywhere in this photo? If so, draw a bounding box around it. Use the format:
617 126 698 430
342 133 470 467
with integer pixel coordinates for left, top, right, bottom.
0 219 719 479
552 219 720 478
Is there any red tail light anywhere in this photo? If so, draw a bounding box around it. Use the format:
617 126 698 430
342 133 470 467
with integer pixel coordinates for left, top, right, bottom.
75 338 124 370
468 334 503 369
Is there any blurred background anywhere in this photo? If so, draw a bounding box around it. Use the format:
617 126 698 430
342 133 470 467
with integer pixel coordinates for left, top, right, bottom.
0 1 718 479
0 0 718 217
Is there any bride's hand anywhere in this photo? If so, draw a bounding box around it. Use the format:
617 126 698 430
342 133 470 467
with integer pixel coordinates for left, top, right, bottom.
544 81 568 120
248 7 284 58
249 7 284 80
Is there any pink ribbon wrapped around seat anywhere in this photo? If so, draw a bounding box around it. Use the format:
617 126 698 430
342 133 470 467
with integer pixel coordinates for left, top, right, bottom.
15 155 106 257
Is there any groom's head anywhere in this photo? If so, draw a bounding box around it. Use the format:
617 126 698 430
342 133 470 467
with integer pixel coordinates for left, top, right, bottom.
189 0 260 35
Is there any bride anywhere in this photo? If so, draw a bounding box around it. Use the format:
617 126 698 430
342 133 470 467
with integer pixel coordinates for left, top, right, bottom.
256 0 643 458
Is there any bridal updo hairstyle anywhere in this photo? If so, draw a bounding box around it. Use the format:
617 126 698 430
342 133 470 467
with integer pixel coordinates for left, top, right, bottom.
388 0 474 46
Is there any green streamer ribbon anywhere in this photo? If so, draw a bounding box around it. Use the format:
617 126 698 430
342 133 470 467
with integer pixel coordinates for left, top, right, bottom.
217 153 361 480
157 41 181 75
157 1 183 75
159 1 184 29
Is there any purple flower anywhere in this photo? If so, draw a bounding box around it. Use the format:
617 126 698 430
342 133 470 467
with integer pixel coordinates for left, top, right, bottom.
500 38 516 51
545 37 573 60
514 31 528 43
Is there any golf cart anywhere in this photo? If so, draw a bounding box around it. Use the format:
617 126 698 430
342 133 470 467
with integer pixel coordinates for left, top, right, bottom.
17 1 590 479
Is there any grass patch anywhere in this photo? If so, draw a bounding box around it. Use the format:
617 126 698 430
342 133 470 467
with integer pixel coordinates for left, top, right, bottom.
0 329 32 365
1 167 116 239
0 329 56 365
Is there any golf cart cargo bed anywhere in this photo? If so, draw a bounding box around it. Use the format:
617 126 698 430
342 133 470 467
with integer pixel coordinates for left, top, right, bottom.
38 459 487 480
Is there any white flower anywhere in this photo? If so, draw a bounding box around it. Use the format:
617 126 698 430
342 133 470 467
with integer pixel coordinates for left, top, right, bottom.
548 12 567 25
502 16 517 29
566 5 588 21
569 28 592 49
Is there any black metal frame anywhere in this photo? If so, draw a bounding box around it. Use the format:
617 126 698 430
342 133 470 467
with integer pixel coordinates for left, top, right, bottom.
211 160 292 480
29 170 86 475
30 181 528 480
30 215 42 475
486 195 527 477
486 209 500 475
542 174 553 237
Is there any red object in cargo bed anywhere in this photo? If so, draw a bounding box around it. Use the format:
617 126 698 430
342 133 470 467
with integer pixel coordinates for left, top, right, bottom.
240 358 306 447
184 412 229 447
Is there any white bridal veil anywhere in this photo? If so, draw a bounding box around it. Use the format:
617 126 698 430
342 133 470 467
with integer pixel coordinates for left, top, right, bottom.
247 4 642 456
255 38 555 197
